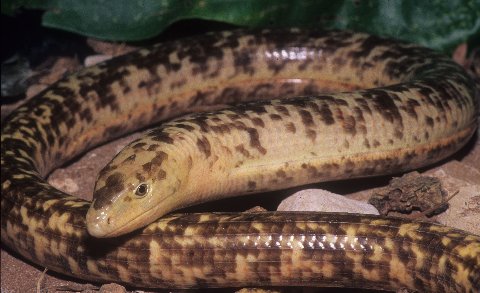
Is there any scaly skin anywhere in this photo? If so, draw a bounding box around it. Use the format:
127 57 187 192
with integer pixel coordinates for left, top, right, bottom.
1 29 479 292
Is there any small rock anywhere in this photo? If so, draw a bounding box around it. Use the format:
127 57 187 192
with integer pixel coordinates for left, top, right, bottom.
98 283 127 293
368 172 447 217
277 189 379 215
48 176 79 193
244 206 267 212
84 54 113 67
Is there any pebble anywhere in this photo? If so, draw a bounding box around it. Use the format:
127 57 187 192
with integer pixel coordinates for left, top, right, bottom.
277 189 379 215
48 176 79 193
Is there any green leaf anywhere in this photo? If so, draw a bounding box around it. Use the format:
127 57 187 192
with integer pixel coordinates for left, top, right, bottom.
2 0 479 52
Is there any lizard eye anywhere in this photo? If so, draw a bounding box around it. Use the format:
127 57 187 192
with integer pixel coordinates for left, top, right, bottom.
135 183 149 197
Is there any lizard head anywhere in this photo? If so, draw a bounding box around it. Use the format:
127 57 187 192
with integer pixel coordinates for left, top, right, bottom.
86 140 188 238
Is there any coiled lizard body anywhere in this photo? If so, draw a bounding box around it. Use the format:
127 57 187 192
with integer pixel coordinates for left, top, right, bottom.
1 29 479 292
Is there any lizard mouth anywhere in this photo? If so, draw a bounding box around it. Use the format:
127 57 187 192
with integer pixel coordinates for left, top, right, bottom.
86 204 158 237
85 192 175 238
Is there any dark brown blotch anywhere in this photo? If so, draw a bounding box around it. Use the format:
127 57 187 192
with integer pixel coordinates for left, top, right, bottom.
424 131 430 140
274 105 290 116
197 137 212 158
318 104 335 125
175 123 195 131
191 116 210 132
122 154 136 164
306 129 317 142
404 98 420 119
235 144 251 158
157 169 166 180
147 144 160 151
93 172 126 209
132 142 147 149
345 160 355 173
211 123 231 134
251 117 265 128
425 116 434 128
299 109 314 127
150 129 174 144
368 89 403 127
152 151 168 166
142 162 152 173
246 128 266 155
343 115 357 135
364 138 371 148
285 122 296 133
394 129 404 140
270 113 282 121
276 169 287 178
98 163 118 178
135 173 145 182
302 164 322 179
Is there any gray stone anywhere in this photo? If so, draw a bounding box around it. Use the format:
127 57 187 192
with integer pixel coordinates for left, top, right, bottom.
277 189 379 215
